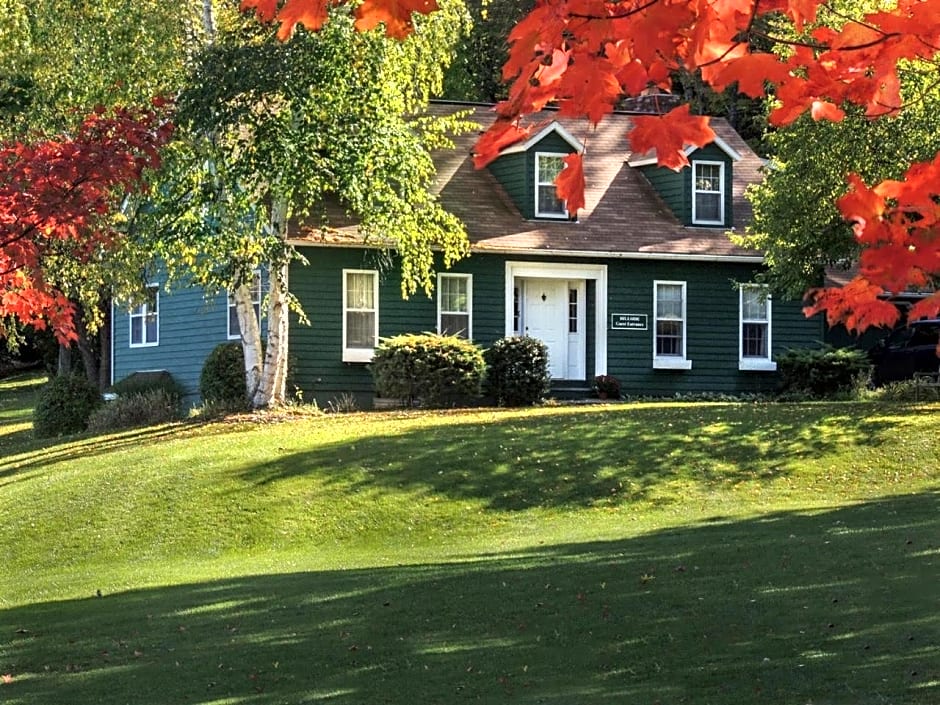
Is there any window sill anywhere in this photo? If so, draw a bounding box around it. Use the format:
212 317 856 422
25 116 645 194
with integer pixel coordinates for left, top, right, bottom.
129 342 159 349
343 348 375 364
739 359 777 372
653 357 692 370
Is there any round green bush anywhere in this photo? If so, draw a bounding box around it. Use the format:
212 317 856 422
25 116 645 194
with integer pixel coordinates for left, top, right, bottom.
200 342 247 406
370 333 485 407
777 345 871 399
87 389 181 434
483 336 551 406
110 370 184 402
33 374 103 437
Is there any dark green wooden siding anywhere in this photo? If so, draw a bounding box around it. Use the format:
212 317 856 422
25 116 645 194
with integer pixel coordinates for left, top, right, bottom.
488 152 530 218
112 281 249 402
487 131 578 220
288 247 508 405
289 247 824 404
604 258 818 395
640 143 734 227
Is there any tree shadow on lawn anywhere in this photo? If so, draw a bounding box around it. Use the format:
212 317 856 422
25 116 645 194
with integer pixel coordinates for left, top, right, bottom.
238 403 896 510
3 491 938 705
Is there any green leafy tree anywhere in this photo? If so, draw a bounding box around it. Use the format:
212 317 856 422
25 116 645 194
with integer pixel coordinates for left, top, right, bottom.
736 68 940 299
150 2 471 408
0 0 196 386
442 0 533 102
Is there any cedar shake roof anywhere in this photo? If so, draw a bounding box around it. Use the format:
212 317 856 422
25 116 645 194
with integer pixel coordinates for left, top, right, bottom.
293 102 766 260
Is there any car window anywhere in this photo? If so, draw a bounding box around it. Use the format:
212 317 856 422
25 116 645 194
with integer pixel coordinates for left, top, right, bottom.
908 323 940 348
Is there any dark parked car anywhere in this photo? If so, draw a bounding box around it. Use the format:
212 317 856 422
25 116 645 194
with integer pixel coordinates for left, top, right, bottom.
869 319 940 385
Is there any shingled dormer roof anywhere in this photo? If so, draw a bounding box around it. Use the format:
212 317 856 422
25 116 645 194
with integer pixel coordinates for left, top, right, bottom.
293 102 766 261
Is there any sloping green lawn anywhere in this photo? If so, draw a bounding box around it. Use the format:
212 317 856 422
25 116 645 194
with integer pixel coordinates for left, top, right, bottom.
1 373 938 704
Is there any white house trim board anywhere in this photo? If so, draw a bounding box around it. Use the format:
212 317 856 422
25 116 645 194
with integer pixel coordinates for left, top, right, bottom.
627 135 743 167
289 240 765 264
504 261 607 376
499 121 586 156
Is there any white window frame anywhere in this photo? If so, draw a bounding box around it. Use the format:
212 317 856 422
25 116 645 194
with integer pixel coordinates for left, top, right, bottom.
342 269 379 363
692 160 725 226
227 270 263 340
437 273 473 339
534 152 570 219
129 284 159 348
739 284 777 371
653 280 692 370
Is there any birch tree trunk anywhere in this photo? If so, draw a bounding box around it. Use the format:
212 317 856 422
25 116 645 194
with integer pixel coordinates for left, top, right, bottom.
232 282 264 402
250 196 291 408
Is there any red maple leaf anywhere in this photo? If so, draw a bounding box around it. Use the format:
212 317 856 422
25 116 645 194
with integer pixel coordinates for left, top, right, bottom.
275 0 330 40
556 153 586 216
628 105 716 171
354 0 439 39
472 120 531 169
804 278 899 332
704 52 792 98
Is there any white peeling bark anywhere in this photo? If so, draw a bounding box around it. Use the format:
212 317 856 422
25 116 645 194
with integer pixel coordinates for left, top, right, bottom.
232 282 263 402
251 196 291 408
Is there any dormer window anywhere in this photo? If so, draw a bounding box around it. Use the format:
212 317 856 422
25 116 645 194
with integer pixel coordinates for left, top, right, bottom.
535 152 568 219
692 160 724 225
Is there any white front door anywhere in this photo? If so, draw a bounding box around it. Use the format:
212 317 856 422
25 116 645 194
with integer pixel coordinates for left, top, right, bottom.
522 278 585 379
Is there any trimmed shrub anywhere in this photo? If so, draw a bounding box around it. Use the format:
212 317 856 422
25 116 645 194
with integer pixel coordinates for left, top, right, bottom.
370 333 485 407
777 345 871 399
200 342 247 406
33 374 102 437
592 374 621 399
87 389 181 433
484 336 551 406
110 370 184 401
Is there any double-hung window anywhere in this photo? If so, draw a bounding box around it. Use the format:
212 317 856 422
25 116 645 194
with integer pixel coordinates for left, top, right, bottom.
535 152 568 218
438 274 472 338
129 285 159 347
343 269 378 362
692 160 724 225
653 280 691 369
228 271 262 340
739 284 776 370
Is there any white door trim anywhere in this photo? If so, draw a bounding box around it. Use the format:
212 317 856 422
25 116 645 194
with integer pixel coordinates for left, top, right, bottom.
505 261 608 376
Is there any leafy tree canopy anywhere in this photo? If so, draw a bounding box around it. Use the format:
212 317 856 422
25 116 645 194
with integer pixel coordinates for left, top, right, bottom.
738 66 940 301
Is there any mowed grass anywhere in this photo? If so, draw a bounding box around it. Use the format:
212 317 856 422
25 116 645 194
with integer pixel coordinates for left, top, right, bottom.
1 373 938 704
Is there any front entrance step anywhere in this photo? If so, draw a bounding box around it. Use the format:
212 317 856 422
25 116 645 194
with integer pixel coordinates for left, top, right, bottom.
549 382 593 400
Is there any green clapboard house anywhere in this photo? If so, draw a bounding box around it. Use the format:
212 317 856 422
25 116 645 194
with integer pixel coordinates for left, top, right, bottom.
112 102 823 405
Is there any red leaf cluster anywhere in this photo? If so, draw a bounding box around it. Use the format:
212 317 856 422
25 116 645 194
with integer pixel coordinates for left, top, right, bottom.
240 0 438 40
0 106 174 343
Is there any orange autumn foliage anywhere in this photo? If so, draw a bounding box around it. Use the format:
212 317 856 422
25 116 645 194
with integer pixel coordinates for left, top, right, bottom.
250 0 940 332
